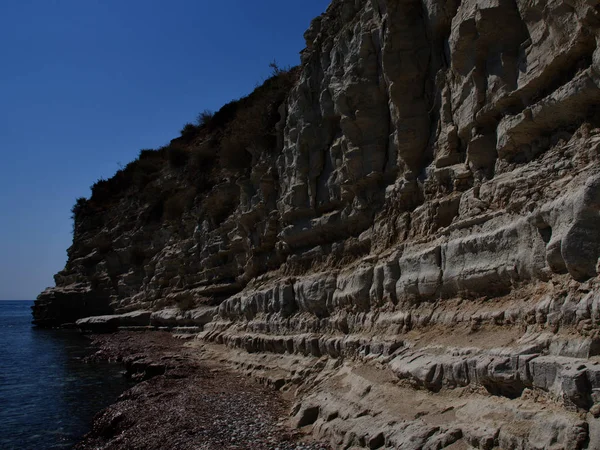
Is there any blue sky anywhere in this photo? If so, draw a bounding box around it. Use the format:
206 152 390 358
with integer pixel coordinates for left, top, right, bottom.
0 0 330 300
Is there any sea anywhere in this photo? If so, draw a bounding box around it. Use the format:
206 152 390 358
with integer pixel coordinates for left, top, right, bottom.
0 300 133 449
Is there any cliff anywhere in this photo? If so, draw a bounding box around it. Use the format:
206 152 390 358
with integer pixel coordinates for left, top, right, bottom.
34 0 600 448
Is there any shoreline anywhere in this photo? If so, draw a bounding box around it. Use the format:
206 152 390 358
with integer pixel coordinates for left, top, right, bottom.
74 331 329 450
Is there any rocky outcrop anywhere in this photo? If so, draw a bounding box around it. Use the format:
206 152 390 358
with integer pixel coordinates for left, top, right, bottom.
35 0 600 447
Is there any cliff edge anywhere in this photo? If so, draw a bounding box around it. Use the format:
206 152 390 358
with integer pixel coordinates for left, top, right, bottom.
34 0 600 448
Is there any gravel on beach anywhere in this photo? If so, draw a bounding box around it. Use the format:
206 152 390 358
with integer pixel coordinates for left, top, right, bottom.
74 331 329 450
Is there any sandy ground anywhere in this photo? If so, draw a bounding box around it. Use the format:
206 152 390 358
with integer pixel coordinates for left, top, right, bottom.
74 331 329 450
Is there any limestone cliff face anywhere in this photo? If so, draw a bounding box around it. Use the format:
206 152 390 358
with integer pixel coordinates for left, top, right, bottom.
34 0 600 447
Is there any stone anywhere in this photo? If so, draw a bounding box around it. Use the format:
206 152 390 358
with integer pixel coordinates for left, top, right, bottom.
76 311 151 332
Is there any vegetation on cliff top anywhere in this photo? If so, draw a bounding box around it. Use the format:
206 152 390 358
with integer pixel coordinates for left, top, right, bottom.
71 63 299 229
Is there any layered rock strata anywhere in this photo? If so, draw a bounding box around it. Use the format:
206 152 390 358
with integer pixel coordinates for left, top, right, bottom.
35 0 600 448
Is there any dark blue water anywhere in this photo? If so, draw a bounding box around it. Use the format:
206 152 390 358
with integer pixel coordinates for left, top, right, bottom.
0 301 133 449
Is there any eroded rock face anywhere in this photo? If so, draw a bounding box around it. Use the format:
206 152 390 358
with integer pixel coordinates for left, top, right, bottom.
35 0 600 447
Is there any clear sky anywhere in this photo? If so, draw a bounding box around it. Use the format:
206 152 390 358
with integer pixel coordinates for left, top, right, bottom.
0 0 330 300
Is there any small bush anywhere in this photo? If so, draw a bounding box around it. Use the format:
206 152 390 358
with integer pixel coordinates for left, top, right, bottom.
180 123 197 141
268 59 291 76
187 147 216 193
167 145 190 168
138 148 161 159
71 197 88 220
87 149 166 205
90 178 112 203
136 156 164 173
209 100 240 130
133 156 164 187
196 109 214 128
164 187 197 221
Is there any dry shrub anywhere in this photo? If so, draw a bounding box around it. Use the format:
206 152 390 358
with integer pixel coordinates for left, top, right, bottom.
167 145 190 168
196 109 214 127
71 197 88 221
217 68 299 171
73 65 298 234
181 138 217 195
180 123 197 140
164 187 197 221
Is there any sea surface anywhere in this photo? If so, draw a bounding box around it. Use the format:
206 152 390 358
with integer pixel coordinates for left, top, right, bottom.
0 300 133 449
